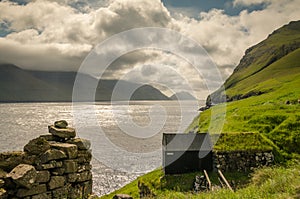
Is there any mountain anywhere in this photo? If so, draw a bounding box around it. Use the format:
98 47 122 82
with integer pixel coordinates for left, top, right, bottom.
196 20 300 156
131 85 170 100
206 20 300 106
0 64 170 102
102 21 300 199
0 64 68 102
170 91 196 100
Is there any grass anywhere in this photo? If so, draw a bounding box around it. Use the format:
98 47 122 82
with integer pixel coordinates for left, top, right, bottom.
224 21 300 91
100 169 163 199
101 168 250 199
197 48 300 157
101 161 300 199
100 22 300 198
198 91 300 159
225 48 300 98
212 132 273 152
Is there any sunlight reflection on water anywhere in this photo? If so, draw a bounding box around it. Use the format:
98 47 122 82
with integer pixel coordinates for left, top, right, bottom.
0 101 201 195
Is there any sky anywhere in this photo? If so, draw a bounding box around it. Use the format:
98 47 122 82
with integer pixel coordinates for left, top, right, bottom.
0 0 300 99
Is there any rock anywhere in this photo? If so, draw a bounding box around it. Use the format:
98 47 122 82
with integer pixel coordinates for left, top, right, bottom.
50 143 78 159
51 168 65 176
0 188 7 199
113 194 133 199
51 184 70 199
23 154 37 165
39 135 63 142
63 160 77 173
66 138 91 150
48 125 76 139
67 173 79 183
40 149 67 163
36 171 50 183
0 151 25 172
24 137 50 155
69 184 83 199
77 171 92 182
77 164 92 173
0 169 7 179
198 106 210 111
16 184 47 197
36 161 63 170
83 180 93 198
48 176 65 190
7 164 37 189
1 178 14 192
31 192 52 199
77 150 92 163
67 171 92 183
54 120 68 129
0 122 94 198
0 180 4 188
194 175 208 192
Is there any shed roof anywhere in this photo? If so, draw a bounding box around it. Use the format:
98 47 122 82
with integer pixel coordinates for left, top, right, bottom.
162 133 212 151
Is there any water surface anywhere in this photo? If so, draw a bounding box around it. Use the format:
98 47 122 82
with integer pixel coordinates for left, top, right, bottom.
0 101 200 195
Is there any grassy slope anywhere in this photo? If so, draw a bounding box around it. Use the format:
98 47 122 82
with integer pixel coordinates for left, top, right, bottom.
101 22 300 198
101 161 300 199
224 21 300 96
226 48 300 97
198 48 300 157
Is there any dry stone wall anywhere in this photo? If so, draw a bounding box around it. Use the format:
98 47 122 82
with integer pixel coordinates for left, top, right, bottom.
213 150 274 172
0 121 93 199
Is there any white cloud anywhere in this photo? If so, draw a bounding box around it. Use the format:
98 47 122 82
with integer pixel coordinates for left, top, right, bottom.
0 0 175 70
92 0 175 38
0 0 300 98
174 0 300 78
233 0 272 7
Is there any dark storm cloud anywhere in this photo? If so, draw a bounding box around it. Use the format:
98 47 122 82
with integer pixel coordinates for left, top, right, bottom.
0 0 300 98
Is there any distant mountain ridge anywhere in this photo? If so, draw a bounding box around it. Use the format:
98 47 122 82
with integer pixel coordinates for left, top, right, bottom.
0 64 170 102
170 91 196 100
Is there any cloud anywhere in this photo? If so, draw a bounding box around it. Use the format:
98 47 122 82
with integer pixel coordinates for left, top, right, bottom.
0 37 91 70
174 0 300 78
0 0 175 71
233 0 272 7
1 0 300 98
92 0 175 38
141 64 158 76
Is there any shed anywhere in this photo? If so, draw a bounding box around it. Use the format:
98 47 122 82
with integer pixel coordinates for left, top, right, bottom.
162 133 213 174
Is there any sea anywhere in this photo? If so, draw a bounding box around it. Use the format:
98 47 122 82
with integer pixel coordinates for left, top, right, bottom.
0 101 201 196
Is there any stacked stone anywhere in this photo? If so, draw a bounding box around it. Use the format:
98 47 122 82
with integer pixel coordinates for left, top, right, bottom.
0 121 93 199
193 175 208 192
213 150 274 172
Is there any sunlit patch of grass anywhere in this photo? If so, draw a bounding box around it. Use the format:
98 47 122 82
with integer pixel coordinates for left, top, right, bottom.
101 161 300 199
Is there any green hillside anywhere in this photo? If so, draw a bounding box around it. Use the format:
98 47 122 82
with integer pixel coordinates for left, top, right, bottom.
198 21 300 158
102 161 300 199
101 20 300 199
208 20 300 104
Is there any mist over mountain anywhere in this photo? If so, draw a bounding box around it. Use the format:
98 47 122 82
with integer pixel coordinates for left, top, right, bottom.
0 64 170 102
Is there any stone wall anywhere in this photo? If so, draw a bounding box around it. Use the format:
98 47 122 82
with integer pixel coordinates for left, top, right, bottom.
0 121 93 199
213 150 274 172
